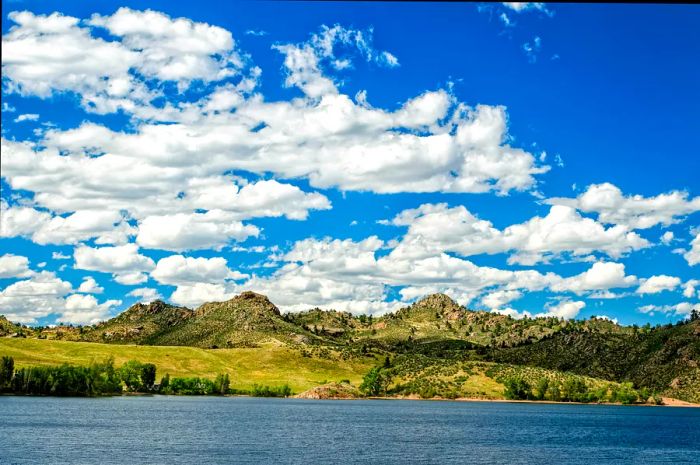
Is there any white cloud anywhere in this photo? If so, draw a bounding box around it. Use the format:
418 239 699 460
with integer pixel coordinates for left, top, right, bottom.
502 3 550 14
273 24 399 99
0 271 72 323
639 302 698 317
661 231 674 245
151 255 247 286
127 287 162 303
481 289 523 310
0 254 33 278
14 113 39 123
170 282 234 307
523 36 542 63
551 262 637 294
77 276 104 294
60 294 120 325
684 229 700 266
136 211 259 251
74 244 155 284
387 203 649 265
0 202 133 246
113 272 149 286
88 7 243 85
2 9 245 114
547 183 700 230
636 275 681 295
538 300 585 320
52 251 70 260
682 280 699 299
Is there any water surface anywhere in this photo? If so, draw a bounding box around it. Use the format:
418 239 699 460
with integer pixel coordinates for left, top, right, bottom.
1 396 699 464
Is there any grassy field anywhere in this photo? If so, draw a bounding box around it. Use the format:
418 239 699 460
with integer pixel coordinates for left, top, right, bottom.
0 338 377 393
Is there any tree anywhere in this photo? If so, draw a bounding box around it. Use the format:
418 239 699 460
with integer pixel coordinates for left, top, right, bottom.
690 307 700 322
534 377 549 401
159 373 171 393
503 376 531 400
120 360 144 391
360 367 391 396
0 356 14 390
140 363 156 391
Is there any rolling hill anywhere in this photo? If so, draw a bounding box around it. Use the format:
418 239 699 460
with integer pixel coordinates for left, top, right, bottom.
2 291 698 402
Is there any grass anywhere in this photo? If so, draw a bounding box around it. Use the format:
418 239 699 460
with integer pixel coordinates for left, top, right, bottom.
0 338 376 393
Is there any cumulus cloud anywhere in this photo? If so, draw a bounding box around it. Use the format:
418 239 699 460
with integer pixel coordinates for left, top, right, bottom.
539 300 585 320
14 113 39 123
639 302 698 317
1 13 551 258
74 244 155 284
550 261 637 294
386 203 649 265
0 202 134 246
682 280 699 299
170 282 235 307
273 24 398 98
661 231 674 245
77 276 104 294
0 271 72 323
685 229 700 266
151 255 247 286
636 275 680 295
60 294 121 325
127 287 162 303
547 183 700 230
2 9 245 114
0 254 33 278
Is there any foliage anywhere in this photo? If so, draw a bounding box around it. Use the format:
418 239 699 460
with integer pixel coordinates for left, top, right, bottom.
503 376 532 400
6 357 122 396
360 366 392 396
1 355 14 390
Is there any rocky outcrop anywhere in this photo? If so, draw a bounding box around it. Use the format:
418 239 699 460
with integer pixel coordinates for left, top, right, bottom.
294 382 360 399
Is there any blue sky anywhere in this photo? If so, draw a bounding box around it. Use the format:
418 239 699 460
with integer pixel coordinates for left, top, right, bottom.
1 1 698 326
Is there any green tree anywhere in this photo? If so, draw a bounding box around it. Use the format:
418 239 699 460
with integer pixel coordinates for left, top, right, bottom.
690 308 700 322
360 367 391 396
503 376 531 400
534 377 549 401
159 373 171 393
0 356 14 390
120 360 144 391
139 363 157 391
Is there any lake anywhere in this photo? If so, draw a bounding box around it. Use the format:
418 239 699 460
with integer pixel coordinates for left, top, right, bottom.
1 396 699 464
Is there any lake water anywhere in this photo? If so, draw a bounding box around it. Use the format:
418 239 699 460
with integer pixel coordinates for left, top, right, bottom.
1 396 699 464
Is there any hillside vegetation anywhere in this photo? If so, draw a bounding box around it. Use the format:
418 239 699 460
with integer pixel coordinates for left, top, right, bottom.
2 292 698 403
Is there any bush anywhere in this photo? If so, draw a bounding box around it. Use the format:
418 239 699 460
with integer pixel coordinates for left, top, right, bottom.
503 376 531 400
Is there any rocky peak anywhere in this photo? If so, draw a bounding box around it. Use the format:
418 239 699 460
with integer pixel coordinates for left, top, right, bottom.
410 293 466 321
197 291 281 317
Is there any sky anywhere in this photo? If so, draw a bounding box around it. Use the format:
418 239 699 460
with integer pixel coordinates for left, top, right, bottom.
0 1 698 327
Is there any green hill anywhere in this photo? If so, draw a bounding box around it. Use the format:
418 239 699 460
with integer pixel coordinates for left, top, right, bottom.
2 291 698 403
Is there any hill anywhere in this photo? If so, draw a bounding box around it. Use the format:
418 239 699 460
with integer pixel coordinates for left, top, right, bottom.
2 291 698 402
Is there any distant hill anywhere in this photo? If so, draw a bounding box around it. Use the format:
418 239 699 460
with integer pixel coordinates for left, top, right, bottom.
2 291 698 402
82 299 194 344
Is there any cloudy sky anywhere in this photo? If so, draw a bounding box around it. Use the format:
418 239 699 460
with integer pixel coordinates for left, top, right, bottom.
1 1 698 326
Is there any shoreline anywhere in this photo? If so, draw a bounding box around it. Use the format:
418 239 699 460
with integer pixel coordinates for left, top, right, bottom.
3 392 698 407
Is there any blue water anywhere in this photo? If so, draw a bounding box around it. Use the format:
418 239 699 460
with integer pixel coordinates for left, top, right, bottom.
1 397 699 464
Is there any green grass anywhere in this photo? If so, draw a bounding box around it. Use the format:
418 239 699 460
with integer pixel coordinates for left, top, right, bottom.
0 338 376 393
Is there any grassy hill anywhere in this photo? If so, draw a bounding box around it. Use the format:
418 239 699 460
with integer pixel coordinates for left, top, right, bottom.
0 338 376 393
2 291 698 402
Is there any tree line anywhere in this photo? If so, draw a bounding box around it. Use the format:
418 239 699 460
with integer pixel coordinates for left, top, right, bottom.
0 356 291 398
501 375 659 404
